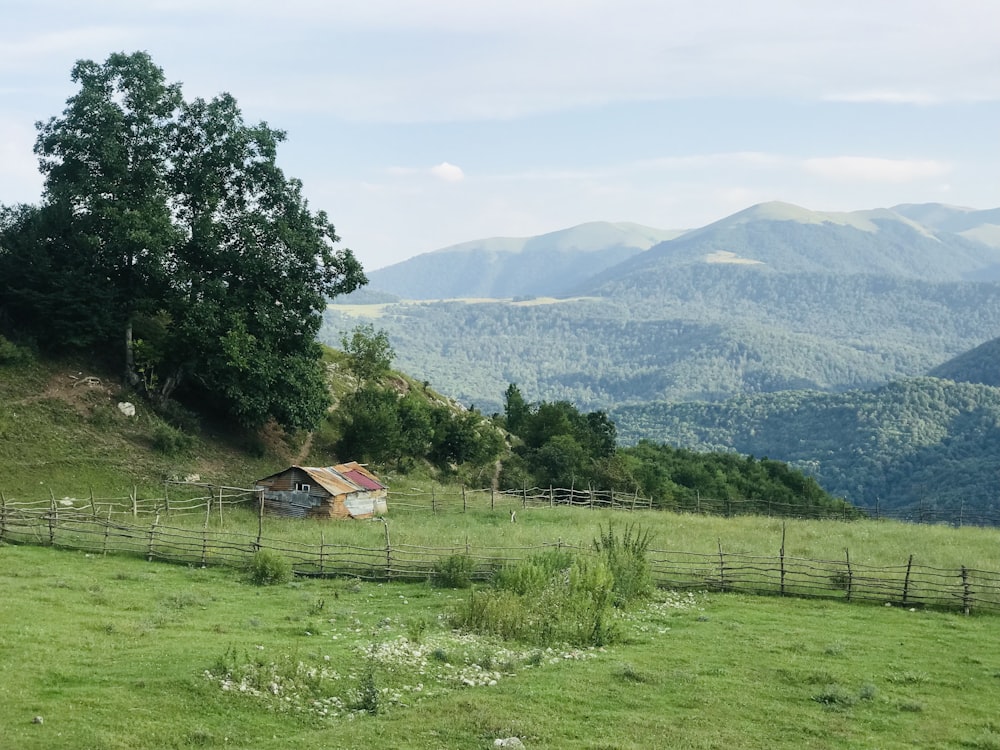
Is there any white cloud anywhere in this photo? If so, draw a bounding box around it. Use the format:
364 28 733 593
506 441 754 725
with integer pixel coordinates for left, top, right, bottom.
802 157 952 183
384 163 465 182
429 162 465 182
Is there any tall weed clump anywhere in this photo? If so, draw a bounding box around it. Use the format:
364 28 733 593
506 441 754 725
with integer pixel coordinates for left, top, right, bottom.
593 522 654 606
452 550 621 647
246 549 292 586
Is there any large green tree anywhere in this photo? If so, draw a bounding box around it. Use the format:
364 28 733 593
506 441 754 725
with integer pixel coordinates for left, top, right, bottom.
8 51 366 430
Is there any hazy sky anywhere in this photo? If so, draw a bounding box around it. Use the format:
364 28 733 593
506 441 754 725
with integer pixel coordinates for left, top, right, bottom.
2 1 998 271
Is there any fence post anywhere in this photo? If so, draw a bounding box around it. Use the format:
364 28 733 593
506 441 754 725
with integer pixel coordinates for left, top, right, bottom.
779 522 786 596
132 486 138 518
103 507 112 556
319 531 326 577
902 554 914 605
49 490 57 546
845 548 853 602
490 487 495 510
550 486 554 507
89 488 97 517
463 485 467 513
0 491 5 543
200 523 208 567
164 482 170 515
717 539 726 591
147 513 160 562
522 482 527 509
383 519 392 580
431 488 436 514
961 566 972 615
631 489 638 512
217 486 224 524
256 491 264 549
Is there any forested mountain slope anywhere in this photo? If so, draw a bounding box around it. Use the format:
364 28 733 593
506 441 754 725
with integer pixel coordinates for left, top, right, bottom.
610 377 1000 515
322 269 1000 414
929 336 1000 387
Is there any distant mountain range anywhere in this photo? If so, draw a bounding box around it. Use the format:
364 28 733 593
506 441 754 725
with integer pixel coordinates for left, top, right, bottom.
362 222 685 299
325 201 1000 514
352 202 1000 300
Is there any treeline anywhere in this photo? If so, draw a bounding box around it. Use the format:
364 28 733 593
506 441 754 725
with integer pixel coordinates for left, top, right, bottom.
492 384 850 515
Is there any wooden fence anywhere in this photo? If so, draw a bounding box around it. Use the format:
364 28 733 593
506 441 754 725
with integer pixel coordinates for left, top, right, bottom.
3 499 1000 616
4 481 997 526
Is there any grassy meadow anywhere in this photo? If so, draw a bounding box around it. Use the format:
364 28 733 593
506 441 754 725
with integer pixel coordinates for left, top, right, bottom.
4 542 1000 750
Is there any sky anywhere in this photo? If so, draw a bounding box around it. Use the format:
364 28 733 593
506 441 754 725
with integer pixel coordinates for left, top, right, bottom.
2 1 998 272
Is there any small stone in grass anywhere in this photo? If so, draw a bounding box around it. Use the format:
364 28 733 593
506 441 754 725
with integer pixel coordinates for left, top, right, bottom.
32 716 43 725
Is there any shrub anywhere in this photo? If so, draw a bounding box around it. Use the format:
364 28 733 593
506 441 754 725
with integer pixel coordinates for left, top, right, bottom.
433 553 476 588
151 421 195 456
246 549 292 586
453 552 620 647
0 335 34 365
813 684 857 708
593 522 654 606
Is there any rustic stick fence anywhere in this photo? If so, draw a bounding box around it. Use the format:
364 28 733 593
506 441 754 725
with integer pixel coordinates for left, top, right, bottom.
4 481 997 525
3 500 1000 616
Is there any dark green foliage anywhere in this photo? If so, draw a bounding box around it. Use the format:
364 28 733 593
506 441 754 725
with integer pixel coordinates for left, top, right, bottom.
503 393 618 489
332 383 506 473
0 335 34 366
246 549 292 586
340 324 395 383
432 553 476 588
150 422 196 456
497 385 841 518
2 52 366 432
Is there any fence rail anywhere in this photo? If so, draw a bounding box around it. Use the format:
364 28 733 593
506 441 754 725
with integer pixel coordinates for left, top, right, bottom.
3 501 1000 616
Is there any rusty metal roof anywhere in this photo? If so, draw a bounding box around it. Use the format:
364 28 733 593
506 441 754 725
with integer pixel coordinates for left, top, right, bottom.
255 463 386 497
334 461 387 491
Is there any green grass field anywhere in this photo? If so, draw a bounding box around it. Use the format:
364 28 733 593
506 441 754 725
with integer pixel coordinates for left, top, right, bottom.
4 542 1000 750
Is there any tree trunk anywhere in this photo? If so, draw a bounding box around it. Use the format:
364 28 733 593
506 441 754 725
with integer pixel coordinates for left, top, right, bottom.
124 321 140 387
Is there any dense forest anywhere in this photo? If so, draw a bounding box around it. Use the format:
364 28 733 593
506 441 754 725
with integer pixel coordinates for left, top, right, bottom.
323 267 1000 414
611 377 1000 516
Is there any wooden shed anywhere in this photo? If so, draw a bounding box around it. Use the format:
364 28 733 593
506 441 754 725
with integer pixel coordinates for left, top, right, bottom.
254 462 388 519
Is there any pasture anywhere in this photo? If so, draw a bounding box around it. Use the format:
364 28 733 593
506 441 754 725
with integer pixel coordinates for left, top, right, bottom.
4 528 1000 749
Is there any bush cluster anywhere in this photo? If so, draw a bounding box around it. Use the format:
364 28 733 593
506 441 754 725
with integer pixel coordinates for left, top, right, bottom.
246 549 292 586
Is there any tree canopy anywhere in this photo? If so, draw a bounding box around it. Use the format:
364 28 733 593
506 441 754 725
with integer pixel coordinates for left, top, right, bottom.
0 51 366 431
